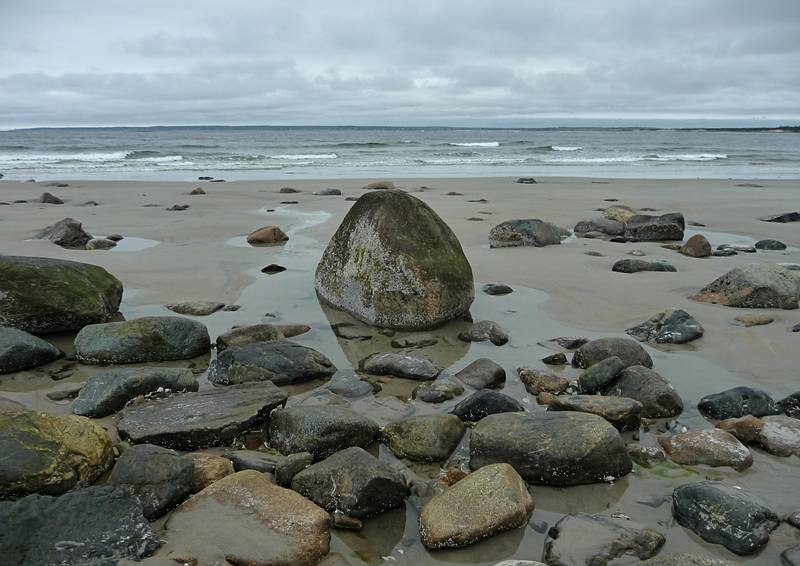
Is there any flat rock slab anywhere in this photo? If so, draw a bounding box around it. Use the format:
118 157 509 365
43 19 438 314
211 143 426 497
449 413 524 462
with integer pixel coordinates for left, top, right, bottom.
0 486 159 565
359 352 440 380
672 481 779 555
73 367 198 417
74 316 210 364
470 411 632 485
208 340 336 385
0 326 62 374
612 259 677 273
420 463 533 549
160 470 330 566
166 301 225 316
548 395 643 431
544 513 665 565
117 382 287 450
0 410 115 498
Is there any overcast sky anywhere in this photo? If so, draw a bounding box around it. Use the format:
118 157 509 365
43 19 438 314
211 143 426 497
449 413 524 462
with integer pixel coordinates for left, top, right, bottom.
1 0 798 128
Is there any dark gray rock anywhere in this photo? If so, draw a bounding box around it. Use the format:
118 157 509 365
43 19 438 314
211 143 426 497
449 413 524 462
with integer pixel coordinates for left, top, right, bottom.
326 374 375 398
0 255 123 334
572 337 653 369
782 545 800 566
778 391 800 418
489 218 570 248
755 239 787 250
624 213 685 241
412 380 464 403
455 358 506 389
542 336 589 350
548 395 643 431
110 444 194 520
542 352 567 365
279 187 299 193
612 258 677 273
698 386 780 420
578 356 624 394
713 248 739 257
293 446 406 518
470 411 632 485
215 323 285 350
117 382 287 450
760 212 800 223
274 452 313 486
314 188 342 195
605 365 683 418
39 192 63 204
451 390 524 422
544 513 665 565
225 450 279 473
208 340 336 385
73 367 198 417
691 265 800 309
35 217 92 247
458 320 509 345
358 352 439 380
381 414 465 461
166 301 225 316
0 487 159 565
626 308 704 344
481 283 514 295
516 177 537 184
74 316 210 364
0 326 62 374
672 481 779 555
267 405 379 459
574 217 625 236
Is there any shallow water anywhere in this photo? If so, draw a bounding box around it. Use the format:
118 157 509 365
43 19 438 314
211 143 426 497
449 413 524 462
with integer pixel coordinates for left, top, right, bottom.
3 204 799 564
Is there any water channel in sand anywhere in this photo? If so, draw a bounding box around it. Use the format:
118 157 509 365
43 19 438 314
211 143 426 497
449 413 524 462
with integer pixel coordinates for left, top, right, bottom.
3 204 799 564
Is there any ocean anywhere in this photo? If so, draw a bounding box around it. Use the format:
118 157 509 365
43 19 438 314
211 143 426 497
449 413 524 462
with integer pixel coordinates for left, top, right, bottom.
0 126 797 181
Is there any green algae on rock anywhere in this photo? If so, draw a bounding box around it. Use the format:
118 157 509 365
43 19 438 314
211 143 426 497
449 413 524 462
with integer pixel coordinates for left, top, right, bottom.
0 410 115 498
314 190 474 330
0 255 123 334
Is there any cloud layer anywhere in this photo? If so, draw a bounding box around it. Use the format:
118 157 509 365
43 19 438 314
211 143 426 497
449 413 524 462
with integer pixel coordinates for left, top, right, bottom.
1 0 798 127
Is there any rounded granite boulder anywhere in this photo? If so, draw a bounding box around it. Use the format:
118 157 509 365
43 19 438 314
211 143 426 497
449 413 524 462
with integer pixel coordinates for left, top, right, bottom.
314 190 474 329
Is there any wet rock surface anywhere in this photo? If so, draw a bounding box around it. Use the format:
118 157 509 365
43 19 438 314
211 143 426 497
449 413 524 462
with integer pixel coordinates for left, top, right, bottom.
548 395 643 431
691 264 800 309
381 413 465 461
658 429 753 470
420 463 533 549
208 340 336 385
455 358 506 389
0 486 160 565
624 212 685 241
117 382 287 450
612 258 677 273
672 481 779 555
698 386 780 419
605 365 684 418
626 308 704 344
215 323 285 350
451 389 524 421
470 411 632 485
489 218 570 248
359 351 440 380
572 337 654 369
0 326 62 374
458 320 510 345
166 300 225 316
578 356 624 393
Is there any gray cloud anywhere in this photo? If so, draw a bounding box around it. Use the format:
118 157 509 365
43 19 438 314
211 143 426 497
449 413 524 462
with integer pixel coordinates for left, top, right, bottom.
0 0 798 128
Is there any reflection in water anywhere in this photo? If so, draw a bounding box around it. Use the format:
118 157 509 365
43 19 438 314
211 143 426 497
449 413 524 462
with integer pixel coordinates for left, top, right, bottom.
109 236 160 252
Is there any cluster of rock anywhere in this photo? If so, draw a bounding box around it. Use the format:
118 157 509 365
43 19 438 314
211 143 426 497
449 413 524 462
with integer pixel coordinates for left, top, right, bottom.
574 206 685 242
35 217 122 250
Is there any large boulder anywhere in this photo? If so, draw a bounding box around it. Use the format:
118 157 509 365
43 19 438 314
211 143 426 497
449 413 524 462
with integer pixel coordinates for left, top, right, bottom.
292 446 406 518
604 365 683 418
0 410 115 497
470 411 632 485
624 213 685 241
690 265 800 309
451 390 524 422
574 217 624 237
0 255 123 334
267 406 379 459
208 341 336 386
74 316 210 364
381 414 465 462
117 382 287 450
489 219 570 248
160 470 330 566
455 358 506 389
315 190 474 329
626 308 704 344
0 487 160 565
672 481 779 555
419 463 533 549
697 386 780 420
73 367 197 417
110 444 194 520
0 326 62 374
35 217 92 247
572 337 653 369
544 513 665 565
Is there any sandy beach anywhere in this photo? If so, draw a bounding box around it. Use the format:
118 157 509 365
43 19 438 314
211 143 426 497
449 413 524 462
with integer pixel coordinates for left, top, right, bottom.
1 175 799 564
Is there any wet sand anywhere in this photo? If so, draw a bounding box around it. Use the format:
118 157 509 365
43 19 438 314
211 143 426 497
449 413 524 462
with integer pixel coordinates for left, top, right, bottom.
1 176 799 563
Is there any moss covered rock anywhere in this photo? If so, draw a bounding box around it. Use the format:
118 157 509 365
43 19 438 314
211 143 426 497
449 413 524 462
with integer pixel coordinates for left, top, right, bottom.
74 316 210 364
315 190 474 329
0 410 115 498
0 255 123 334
